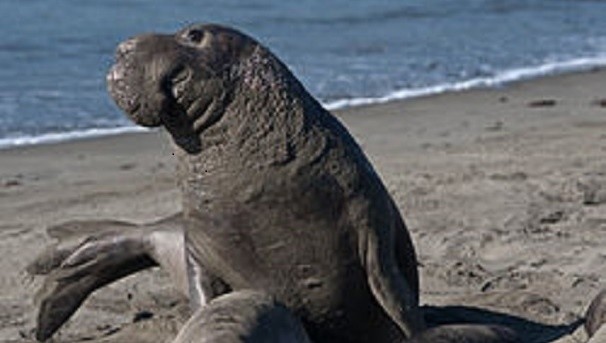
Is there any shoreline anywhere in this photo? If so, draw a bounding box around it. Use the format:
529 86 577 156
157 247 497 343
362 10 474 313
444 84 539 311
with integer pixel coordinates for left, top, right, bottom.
1 65 605 152
1 66 606 342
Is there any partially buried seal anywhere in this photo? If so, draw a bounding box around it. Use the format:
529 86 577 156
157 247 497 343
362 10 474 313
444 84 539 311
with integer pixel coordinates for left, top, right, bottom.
29 24 606 343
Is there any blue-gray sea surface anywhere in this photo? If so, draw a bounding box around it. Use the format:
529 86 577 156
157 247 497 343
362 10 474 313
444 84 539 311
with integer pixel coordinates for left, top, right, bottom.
1 0 606 147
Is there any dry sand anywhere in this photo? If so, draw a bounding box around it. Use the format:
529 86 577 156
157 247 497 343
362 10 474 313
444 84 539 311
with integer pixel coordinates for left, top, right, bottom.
1 69 605 342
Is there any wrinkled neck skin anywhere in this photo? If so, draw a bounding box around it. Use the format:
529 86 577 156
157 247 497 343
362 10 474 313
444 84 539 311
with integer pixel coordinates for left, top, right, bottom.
172 46 331 208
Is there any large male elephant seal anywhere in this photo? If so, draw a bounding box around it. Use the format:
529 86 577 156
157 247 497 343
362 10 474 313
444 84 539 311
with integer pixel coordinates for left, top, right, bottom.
107 23 423 342
29 24 606 343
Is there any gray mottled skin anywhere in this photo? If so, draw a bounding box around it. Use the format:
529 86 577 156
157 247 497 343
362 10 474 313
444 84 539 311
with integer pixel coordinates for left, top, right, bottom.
174 290 311 343
29 23 606 343
108 23 422 342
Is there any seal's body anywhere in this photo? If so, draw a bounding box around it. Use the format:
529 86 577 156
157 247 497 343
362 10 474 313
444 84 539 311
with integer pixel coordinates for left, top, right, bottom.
108 24 422 342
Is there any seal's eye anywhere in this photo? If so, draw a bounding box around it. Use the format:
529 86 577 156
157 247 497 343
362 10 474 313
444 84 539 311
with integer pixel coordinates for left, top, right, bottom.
185 29 205 44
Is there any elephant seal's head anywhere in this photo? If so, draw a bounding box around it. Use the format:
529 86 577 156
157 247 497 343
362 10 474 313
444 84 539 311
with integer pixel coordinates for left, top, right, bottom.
107 24 276 153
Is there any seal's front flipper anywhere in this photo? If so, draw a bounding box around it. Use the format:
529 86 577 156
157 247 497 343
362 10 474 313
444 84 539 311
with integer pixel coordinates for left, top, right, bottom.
34 230 155 341
362 205 425 338
27 243 83 276
26 219 140 276
29 214 186 341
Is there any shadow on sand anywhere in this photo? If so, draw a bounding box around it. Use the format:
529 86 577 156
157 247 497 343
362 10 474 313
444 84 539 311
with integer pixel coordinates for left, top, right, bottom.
422 305 583 343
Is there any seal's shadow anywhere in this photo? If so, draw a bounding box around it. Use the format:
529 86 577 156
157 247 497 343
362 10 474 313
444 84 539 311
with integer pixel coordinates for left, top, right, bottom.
422 305 583 343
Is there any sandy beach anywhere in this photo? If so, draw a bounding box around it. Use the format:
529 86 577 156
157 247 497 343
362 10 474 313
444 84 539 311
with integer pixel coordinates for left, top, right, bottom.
1 69 605 342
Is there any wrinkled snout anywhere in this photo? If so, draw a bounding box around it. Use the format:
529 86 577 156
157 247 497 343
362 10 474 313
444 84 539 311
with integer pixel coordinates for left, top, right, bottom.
107 34 181 128
107 38 138 110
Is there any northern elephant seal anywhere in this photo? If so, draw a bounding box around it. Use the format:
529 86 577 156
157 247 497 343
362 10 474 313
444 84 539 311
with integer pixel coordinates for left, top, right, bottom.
107 23 423 342
29 23 606 343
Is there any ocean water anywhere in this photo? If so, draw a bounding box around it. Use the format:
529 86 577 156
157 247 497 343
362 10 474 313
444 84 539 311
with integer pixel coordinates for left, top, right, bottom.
1 0 606 148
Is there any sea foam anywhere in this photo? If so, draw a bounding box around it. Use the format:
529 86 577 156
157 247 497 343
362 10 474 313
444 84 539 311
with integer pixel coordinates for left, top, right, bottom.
0 126 148 150
324 55 606 110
